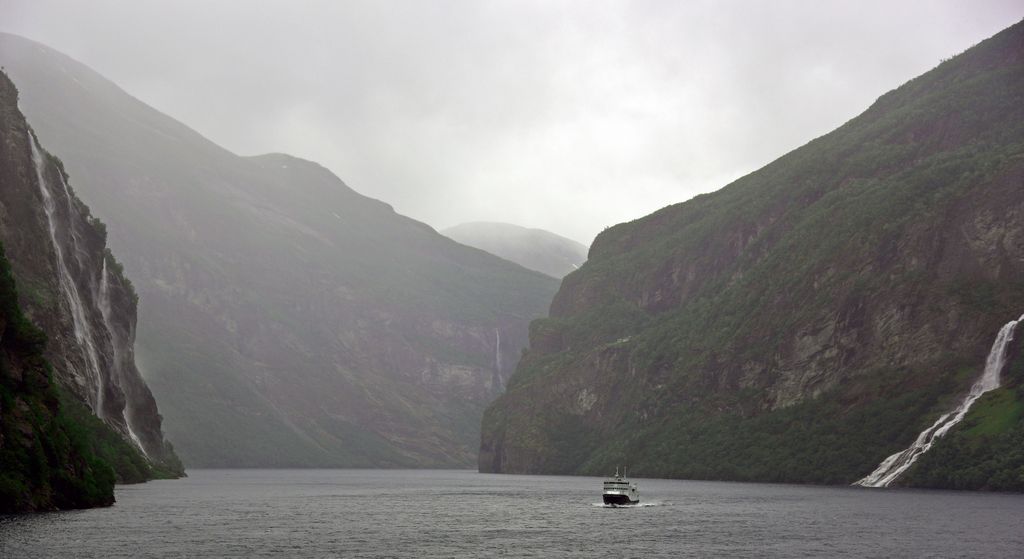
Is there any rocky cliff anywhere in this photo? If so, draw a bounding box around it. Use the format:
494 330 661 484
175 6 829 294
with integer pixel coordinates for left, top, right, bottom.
0 35 559 467
481 21 1024 487
0 70 182 479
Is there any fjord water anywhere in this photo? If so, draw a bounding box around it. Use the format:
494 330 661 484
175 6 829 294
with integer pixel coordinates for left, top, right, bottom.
3 470 1023 558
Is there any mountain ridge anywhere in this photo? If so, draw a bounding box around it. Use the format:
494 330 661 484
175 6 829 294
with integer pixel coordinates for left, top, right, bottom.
0 32 559 467
443 221 588 279
481 20 1024 488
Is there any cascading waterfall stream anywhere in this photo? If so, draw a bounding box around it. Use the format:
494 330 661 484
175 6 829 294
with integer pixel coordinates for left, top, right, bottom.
855 313 1024 488
98 259 150 458
50 148 90 273
30 134 107 420
492 328 506 392
495 328 502 372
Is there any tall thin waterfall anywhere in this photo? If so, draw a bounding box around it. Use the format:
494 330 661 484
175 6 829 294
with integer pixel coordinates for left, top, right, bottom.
855 313 1024 488
495 328 502 372
30 134 107 420
98 259 149 457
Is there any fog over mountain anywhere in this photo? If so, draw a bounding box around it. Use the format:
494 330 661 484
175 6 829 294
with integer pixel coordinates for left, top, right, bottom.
0 33 558 468
1 1 1019 243
443 222 587 279
4 2 1024 556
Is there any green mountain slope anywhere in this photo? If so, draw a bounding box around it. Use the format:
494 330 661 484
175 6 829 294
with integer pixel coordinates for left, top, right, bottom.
0 34 559 467
481 20 1024 487
443 222 588 279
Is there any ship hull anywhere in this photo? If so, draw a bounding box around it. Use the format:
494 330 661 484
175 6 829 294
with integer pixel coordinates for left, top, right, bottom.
603 494 639 506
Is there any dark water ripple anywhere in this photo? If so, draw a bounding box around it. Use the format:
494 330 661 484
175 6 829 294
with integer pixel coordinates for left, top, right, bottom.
2 469 1023 558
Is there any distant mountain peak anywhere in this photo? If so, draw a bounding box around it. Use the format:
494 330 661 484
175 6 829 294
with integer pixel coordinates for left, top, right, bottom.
443 221 588 279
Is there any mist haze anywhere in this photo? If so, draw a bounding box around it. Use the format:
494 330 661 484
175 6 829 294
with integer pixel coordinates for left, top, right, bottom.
3 2 1024 556
2 0 1019 243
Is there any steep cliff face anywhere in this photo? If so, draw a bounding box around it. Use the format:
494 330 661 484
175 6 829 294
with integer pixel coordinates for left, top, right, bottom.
0 35 559 467
0 71 181 477
482 21 1024 485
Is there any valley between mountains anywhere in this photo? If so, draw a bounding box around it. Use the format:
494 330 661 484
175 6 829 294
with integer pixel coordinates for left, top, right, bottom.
3 19 1024 514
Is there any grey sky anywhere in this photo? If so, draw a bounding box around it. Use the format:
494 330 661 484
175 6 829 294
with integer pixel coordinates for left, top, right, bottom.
1 1 1020 244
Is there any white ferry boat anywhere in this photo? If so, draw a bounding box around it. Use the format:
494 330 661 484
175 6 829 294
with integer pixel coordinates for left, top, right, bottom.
602 467 639 506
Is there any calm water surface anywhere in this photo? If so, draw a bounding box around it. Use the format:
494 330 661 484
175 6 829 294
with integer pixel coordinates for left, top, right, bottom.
2 469 1023 557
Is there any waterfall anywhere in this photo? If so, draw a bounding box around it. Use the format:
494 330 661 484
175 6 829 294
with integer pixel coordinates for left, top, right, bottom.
855 313 1024 488
30 134 107 420
495 328 502 372
98 259 149 458
489 328 505 393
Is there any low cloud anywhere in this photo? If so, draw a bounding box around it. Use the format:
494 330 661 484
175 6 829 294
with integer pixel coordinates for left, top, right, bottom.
2 0 1020 243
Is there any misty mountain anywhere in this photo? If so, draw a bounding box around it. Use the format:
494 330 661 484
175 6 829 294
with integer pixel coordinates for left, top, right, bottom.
481 21 1024 489
443 222 588 279
0 33 559 468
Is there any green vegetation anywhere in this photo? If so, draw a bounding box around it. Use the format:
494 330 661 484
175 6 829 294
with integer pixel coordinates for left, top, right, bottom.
102 248 139 305
902 337 1024 491
56 389 182 482
482 21 1024 489
901 392 1024 491
0 242 115 512
590 370 963 484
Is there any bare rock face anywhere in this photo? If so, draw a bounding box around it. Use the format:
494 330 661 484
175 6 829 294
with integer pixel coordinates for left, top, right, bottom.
481 21 1024 483
0 71 181 474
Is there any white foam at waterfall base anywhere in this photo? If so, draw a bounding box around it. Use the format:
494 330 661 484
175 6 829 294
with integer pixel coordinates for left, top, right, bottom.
30 133 107 420
855 313 1024 488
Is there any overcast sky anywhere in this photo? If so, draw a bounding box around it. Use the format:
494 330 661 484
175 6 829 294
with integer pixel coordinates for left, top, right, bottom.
1 1 1021 244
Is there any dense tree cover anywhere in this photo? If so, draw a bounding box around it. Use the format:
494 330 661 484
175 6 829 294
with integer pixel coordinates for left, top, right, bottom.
590 369 966 484
56 390 184 483
902 338 1024 491
0 243 115 512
